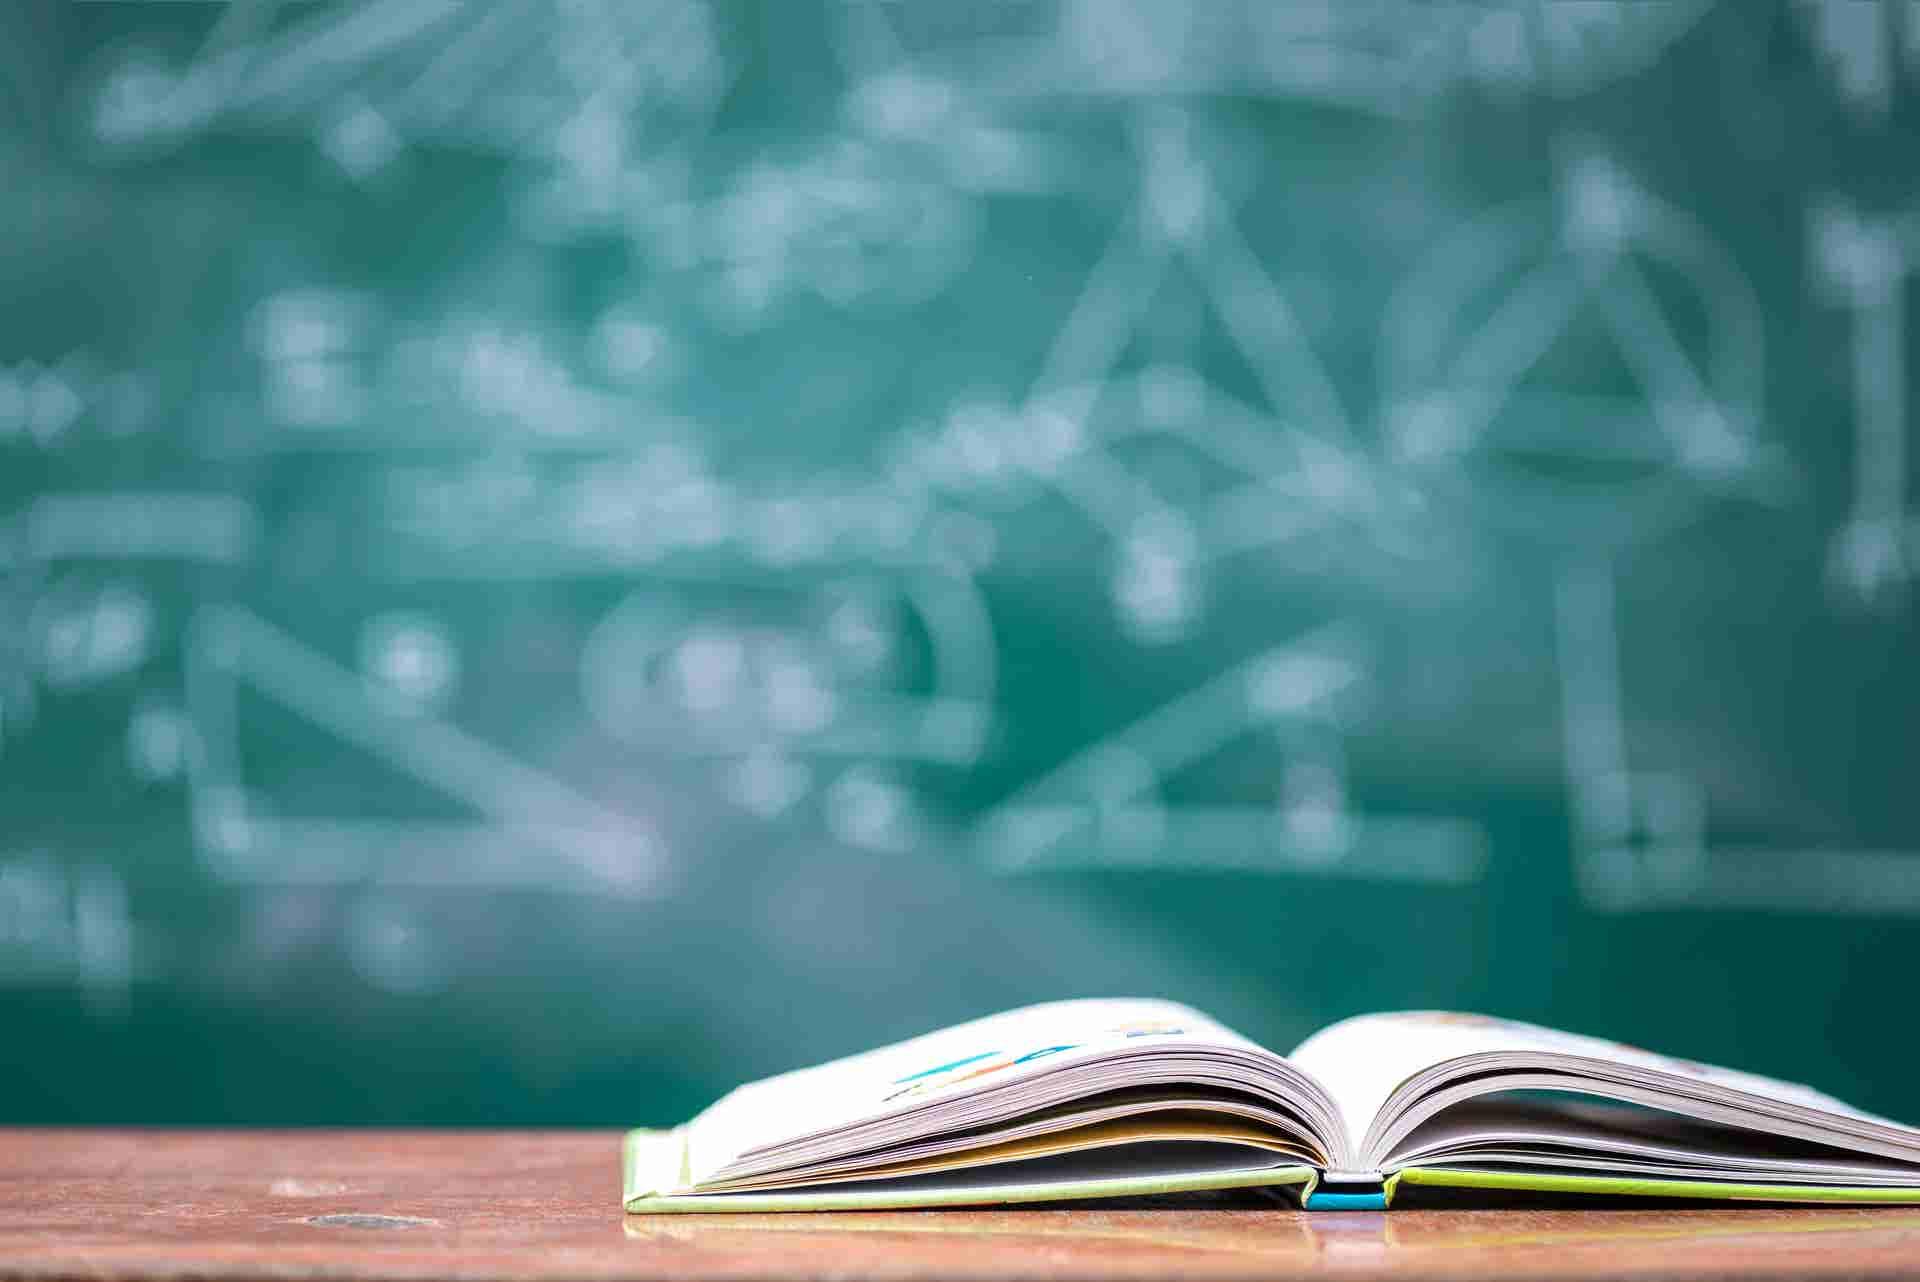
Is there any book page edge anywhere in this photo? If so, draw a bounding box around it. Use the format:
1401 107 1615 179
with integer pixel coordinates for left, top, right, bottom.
1390 1166 1920 1204
623 1153 1316 1213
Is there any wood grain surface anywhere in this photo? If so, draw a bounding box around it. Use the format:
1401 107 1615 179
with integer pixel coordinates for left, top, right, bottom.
5 1129 1920 1280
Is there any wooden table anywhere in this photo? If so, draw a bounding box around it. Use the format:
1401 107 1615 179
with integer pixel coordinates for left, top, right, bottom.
6 1130 1920 1280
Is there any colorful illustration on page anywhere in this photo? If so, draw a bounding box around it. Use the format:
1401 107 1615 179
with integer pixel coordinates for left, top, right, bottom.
1112 1020 1187 1038
881 1043 1083 1104
879 1018 1191 1104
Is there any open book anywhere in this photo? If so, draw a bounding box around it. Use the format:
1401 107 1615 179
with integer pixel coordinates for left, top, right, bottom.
624 999 1920 1212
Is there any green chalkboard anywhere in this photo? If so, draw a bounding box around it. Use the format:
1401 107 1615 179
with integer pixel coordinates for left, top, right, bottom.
3 0 1919 1129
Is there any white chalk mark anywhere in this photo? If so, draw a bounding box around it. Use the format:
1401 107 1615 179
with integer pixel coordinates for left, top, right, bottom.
20 493 258 566
1814 198 1914 604
1553 558 1637 902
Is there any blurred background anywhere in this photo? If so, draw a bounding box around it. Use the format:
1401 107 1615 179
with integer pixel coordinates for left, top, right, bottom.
3 0 1919 1128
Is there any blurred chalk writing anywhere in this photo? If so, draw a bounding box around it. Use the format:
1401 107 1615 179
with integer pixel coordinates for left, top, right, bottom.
3 0 1919 1122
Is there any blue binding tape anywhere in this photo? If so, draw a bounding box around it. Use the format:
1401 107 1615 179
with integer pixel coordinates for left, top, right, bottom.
1304 1191 1388 1211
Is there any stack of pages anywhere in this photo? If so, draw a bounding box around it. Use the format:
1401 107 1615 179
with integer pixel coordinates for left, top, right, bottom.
625 999 1920 1211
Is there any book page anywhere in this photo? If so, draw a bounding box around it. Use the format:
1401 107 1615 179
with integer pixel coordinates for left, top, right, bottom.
684 998 1266 1186
1383 1095 1920 1183
705 1115 1309 1191
1289 1011 1877 1164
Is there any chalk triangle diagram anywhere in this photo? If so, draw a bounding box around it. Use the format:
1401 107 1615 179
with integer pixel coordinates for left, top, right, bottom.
182 603 665 895
1381 149 1768 552
975 622 1486 884
1008 110 1387 645
1022 110 1359 459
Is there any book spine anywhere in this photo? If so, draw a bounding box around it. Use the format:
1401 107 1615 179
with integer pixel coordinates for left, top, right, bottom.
1303 1171 1387 1211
